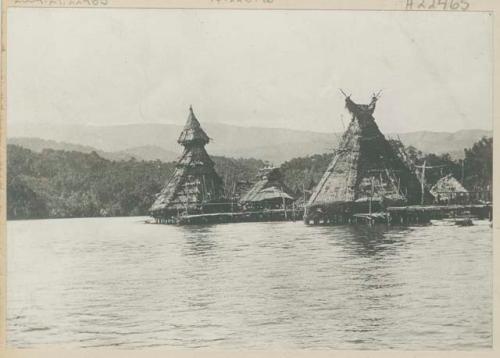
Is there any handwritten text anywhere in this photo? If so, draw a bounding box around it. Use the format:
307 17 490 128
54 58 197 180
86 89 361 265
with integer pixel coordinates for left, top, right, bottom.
405 0 470 11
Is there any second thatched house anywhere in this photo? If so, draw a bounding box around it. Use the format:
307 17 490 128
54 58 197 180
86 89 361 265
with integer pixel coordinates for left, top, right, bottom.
239 167 295 210
430 174 469 204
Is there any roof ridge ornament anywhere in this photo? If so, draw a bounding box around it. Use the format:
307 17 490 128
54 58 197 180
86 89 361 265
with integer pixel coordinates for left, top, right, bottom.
178 106 210 146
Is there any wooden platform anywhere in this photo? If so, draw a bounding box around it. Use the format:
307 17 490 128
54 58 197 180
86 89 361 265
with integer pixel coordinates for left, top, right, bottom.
154 204 491 226
303 203 492 226
387 203 492 224
157 209 304 225
352 212 390 225
386 204 491 213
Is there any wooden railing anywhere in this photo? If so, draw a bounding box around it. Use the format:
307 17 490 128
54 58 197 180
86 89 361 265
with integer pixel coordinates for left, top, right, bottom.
431 191 491 205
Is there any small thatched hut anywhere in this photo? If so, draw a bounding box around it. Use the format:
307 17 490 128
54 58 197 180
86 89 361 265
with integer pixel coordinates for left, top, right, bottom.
430 174 468 204
239 167 295 210
305 94 430 223
233 180 254 201
150 106 228 222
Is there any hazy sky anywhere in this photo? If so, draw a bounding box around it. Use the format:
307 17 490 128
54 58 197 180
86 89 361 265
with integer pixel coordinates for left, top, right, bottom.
8 8 493 133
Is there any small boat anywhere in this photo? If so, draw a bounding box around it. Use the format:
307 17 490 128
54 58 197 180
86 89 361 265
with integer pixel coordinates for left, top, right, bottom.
455 218 473 226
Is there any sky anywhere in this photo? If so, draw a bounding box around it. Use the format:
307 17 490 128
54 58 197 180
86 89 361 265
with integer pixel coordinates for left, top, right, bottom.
7 8 493 134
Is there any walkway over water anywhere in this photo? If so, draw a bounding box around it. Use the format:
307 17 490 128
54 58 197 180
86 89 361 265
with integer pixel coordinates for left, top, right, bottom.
304 203 492 226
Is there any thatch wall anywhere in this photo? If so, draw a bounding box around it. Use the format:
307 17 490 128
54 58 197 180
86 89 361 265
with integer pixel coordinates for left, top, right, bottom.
240 167 295 208
150 107 226 218
430 174 468 202
306 96 428 216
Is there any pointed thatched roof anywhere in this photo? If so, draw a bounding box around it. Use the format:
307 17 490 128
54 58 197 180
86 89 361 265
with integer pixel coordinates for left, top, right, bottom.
306 95 427 213
177 106 210 146
430 174 468 198
240 167 295 204
150 107 225 215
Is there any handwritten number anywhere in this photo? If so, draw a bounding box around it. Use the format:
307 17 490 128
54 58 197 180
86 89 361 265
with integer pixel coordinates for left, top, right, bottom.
449 0 460 10
437 0 447 10
461 0 470 11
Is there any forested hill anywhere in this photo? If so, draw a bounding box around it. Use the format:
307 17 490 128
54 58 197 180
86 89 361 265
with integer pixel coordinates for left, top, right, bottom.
7 136 492 220
7 145 265 220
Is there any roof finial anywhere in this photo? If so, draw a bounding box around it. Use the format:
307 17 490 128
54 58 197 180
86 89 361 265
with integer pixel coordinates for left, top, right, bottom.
339 89 351 98
189 105 193 113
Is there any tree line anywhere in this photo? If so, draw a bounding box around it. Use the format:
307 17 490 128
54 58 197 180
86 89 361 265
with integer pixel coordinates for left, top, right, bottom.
280 136 492 197
7 146 265 220
7 136 492 220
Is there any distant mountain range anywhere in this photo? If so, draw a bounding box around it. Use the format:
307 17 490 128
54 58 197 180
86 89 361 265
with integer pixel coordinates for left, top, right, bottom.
7 122 491 163
7 138 180 163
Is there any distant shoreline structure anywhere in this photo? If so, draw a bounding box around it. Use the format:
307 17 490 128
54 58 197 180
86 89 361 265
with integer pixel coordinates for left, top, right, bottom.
144 95 492 226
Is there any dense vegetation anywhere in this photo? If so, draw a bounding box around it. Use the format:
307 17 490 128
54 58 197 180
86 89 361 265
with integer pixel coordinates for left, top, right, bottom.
7 145 264 220
279 137 493 198
280 153 333 194
390 137 493 192
7 136 492 220
463 137 493 191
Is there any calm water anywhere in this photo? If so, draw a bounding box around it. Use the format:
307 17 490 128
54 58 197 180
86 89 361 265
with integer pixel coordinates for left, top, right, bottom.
7 217 492 349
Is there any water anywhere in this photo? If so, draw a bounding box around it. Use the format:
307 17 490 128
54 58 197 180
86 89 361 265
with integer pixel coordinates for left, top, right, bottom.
7 217 492 349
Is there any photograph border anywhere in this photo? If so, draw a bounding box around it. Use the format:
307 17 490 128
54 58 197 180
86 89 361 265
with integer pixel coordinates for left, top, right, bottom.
0 0 498 357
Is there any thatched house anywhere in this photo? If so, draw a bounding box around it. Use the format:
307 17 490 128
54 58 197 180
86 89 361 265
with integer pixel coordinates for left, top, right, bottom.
240 167 295 210
233 180 254 201
150 106 228 222
305 94 429 223
430 174 468 204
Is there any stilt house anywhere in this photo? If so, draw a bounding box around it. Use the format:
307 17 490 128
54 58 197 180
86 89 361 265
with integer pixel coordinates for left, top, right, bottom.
430 174 469 204
239 167 295 210
305 94 429 223
149 106 228 222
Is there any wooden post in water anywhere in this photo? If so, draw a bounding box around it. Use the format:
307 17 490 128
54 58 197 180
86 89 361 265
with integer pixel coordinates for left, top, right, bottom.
281 186 288 220
303 183 306 205
420 160 427 205
369 176 374 215
231 181 236 213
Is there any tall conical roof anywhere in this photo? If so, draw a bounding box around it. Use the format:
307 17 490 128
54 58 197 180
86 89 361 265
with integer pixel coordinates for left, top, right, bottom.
150 107 224 216
306 95 427 212
177 106 210 146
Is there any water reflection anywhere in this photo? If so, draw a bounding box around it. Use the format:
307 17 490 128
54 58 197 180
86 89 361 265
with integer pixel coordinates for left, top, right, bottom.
318 224 412 344
6 218 493 349
341 225 411 258
181 225 218 257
